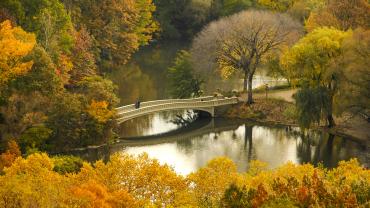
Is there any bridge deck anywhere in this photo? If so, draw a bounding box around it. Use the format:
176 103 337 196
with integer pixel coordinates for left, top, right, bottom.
115 96 238 123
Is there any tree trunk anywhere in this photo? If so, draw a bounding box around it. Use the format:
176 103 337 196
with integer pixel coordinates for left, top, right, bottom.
247 75 253 104
326 88 335 128
243 71 248 92
327 114 335 128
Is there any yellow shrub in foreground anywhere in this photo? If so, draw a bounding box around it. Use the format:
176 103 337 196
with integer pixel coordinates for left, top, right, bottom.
0 152 368 208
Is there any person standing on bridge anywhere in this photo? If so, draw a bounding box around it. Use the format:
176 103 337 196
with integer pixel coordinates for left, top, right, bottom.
135 99 141 109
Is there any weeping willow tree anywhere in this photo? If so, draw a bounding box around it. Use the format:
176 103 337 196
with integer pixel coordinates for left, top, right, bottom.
281 27 352 128
293 86 331 128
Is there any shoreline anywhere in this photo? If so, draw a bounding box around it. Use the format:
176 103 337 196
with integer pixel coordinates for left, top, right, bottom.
223 100 369 147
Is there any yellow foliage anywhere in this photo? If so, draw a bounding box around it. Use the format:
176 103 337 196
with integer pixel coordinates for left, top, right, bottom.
0 20 36 86
187 157 238 207
86 100 115 123
74 153 190 207
258 0 295 11
280 27 352 86
0 152 368 207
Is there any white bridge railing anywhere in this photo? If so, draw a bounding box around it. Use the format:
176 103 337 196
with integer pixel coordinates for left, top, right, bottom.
115 96 238 123
116 96 215 112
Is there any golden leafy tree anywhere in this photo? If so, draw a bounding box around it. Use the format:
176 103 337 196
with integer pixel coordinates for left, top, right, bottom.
0 20 36 86
74 153 190 207
86 100 115 123
187 157 239 207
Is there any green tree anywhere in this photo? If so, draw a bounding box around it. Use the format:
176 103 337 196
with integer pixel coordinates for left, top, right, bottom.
281 27 351 128
220 0 255 16
46 93 105 150
11 45 63 96
18 125 52 153
167 51 203 98
76 76 119 107
154 0 212 40
52 155 84 174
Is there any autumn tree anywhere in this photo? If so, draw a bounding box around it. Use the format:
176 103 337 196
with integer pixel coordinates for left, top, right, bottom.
188 157 239 207
70 181 139 208
86 100 115 123
75 153 190 207
258 0 296 11
191 10 302 103
257 0 325 22
69 0 158 70
0 140 21 172
0 92 51 140
68 27 97 85
0 0 74 56
335 28 370 118
305 0 370 31
0 20 35 87
281 27 351 128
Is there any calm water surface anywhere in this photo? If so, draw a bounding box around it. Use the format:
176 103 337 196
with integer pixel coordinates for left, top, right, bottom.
115 111 369 175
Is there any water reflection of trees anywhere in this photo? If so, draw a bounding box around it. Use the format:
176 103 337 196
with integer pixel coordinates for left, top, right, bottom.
117 115 153 137
109 64 157 105
244 124 254 162
295 132 363 167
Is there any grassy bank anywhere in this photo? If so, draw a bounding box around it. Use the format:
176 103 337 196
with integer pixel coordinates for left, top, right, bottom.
226 98 298 126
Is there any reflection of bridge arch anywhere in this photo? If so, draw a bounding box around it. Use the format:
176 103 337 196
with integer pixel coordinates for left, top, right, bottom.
118 118 241 146
115 96 239 124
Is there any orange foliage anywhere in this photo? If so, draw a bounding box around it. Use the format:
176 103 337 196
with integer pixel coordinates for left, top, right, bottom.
70 180 138 208
0 140 21 172
86 100 115 123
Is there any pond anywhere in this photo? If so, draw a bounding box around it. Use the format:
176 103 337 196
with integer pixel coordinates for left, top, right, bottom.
114 111 369 175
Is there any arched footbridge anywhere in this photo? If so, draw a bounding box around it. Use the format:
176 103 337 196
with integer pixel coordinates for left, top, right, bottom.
115 96 239 123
